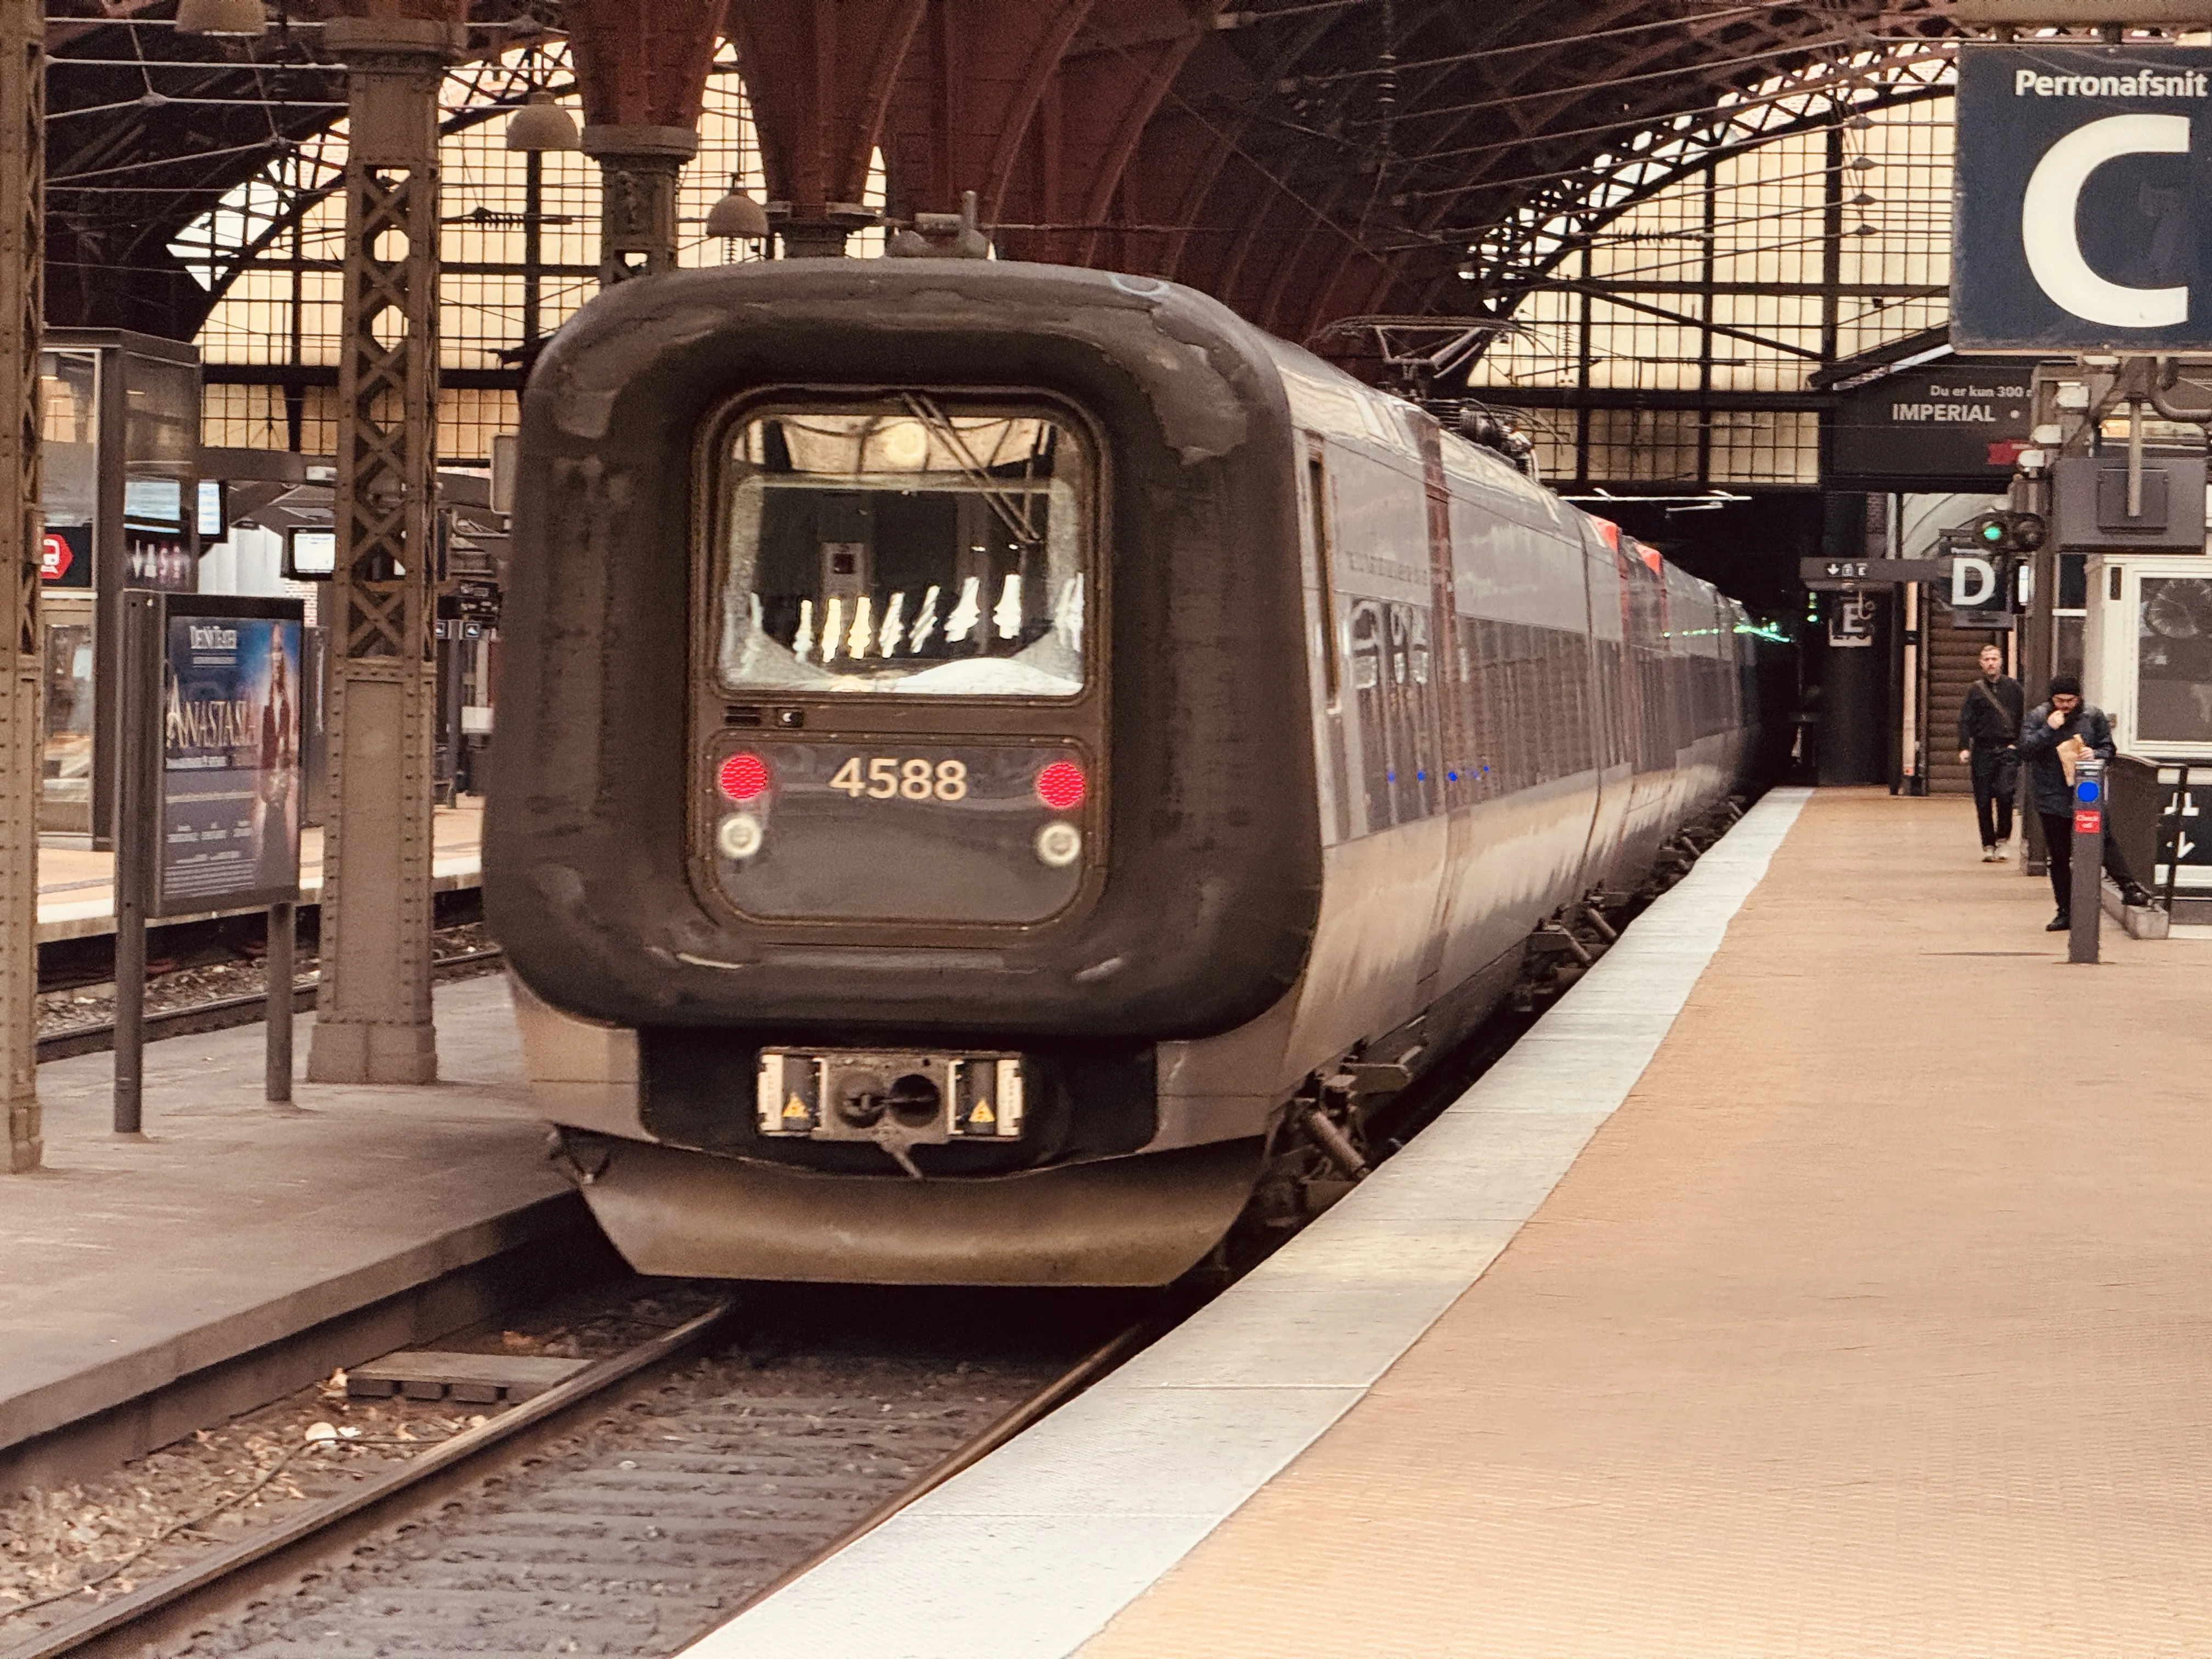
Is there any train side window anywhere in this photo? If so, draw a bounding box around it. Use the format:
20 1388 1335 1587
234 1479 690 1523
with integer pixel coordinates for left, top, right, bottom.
1348 600 1383 691
1307 449 1340 708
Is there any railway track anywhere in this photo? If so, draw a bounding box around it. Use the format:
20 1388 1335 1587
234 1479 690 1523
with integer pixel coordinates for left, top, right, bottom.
3 1288 1157 1659
34 945 507 1063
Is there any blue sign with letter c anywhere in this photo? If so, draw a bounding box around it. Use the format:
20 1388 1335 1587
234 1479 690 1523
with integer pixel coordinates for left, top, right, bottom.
1954 43 2212 351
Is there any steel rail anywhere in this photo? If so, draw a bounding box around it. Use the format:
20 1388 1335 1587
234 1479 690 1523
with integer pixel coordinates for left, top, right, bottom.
10 1302 1159 1659
706 1316 1163 1636
3 1301 740 1659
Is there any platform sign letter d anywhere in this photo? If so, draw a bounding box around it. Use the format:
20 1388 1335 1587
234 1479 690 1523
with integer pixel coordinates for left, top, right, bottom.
2022 114 2190 328
1951 556 1997 609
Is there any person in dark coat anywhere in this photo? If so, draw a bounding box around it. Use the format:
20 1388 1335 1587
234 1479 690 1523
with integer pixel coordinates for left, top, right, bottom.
2016 674 2153 930
1955 642 2023 860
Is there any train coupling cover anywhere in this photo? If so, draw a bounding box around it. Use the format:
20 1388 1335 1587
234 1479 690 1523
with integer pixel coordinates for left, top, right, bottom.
757 1049 1026 1174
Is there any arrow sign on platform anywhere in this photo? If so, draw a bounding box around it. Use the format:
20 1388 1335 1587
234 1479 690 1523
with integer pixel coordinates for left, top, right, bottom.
1798 557 1959 584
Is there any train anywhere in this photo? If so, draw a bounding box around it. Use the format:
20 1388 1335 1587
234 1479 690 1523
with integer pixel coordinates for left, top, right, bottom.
484 258 1761 1287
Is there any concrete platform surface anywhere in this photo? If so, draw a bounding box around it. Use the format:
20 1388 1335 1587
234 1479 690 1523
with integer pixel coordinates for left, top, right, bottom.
35 799 483 943
689 785 2212 1659
0 974 568 1471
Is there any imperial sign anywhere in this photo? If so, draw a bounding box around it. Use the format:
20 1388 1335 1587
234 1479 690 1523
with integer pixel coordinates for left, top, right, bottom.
1954 43 2212 351
1829 364 2032 482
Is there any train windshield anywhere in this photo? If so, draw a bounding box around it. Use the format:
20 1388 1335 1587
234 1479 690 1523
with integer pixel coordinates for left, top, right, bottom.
714 397 1092 698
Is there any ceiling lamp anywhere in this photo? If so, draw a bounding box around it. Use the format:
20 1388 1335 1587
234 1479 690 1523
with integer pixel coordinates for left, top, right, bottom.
706 179 770 240
506 91 580 153
174 0 268 36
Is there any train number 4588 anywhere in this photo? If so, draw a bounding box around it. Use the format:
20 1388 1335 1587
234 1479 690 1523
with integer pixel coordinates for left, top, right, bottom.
827 756 970 802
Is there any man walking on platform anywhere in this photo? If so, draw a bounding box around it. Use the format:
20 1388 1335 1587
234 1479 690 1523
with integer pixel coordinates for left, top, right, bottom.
1956 641 2022 861
2017 674 2154 930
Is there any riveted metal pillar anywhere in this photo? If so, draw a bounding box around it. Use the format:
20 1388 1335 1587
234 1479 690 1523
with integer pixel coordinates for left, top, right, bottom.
307 17 462 1087
1 0 41 1170
581 125 697 284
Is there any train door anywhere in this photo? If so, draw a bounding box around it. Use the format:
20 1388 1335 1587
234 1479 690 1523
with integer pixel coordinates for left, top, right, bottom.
1619 542 1674 866
1388 601 1437 822
1346 600 1440 831
1568 516 1623 892
1421 432 1469 817
1305 441 1352 844
1336 438 1439 838
815 495 874 648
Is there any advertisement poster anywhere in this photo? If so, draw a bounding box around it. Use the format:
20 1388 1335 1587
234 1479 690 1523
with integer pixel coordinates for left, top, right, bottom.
156 600 304 916
1829 366 2033 486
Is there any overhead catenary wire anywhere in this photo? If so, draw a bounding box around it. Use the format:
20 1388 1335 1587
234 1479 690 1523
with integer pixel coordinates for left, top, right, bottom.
50 139 289 183
1392 98 1924 236
1088 26 1403 267
1455 106 1952 273
1342 32 1866 127
1290 2 1792 85
1217 0 1377 27
1452 91 1955 367
49 97 346 118
1393 48 1953 201
44 57 345 70
1400 45 1952 177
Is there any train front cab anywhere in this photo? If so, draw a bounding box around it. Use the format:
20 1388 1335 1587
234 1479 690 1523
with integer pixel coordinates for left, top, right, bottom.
489 262 1325 1288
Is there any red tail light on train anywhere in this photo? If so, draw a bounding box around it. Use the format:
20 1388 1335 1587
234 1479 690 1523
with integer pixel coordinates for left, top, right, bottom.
719 752 771 802
1035 760 1087 811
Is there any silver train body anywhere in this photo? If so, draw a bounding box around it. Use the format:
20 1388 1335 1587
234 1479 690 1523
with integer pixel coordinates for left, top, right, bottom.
487 261 1756 1286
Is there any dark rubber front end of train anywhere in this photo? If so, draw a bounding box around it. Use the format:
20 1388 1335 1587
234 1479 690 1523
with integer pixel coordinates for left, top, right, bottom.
487 259 1323 1045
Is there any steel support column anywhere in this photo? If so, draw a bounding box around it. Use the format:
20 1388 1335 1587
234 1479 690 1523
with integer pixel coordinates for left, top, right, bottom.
1 0 42 1171
306 16 462 1087
580 126 697 283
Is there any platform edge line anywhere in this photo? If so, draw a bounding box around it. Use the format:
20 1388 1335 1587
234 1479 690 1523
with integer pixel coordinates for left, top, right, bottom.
674 785 1814 1659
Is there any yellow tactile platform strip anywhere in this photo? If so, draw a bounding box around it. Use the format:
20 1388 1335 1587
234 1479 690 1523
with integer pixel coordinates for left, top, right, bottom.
1081 788 2212 1659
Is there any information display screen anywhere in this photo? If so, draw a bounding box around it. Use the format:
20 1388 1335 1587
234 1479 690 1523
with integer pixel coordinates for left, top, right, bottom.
154 599 304 916
123 476 183 528
286 528 336 579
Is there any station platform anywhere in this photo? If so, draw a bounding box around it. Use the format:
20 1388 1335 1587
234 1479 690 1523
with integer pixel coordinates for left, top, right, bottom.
35 798 484 945
693 784 2212 1659
0 973 577 1498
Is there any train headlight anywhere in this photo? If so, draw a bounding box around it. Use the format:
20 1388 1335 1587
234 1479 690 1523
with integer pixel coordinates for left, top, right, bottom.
1035 821 1082 867
718 812 765 860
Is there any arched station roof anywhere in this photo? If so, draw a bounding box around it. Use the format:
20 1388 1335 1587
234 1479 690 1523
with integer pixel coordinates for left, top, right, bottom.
43 1 1965 346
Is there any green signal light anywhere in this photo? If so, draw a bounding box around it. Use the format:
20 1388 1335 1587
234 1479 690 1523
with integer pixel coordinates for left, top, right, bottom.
1979 520 2006 543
